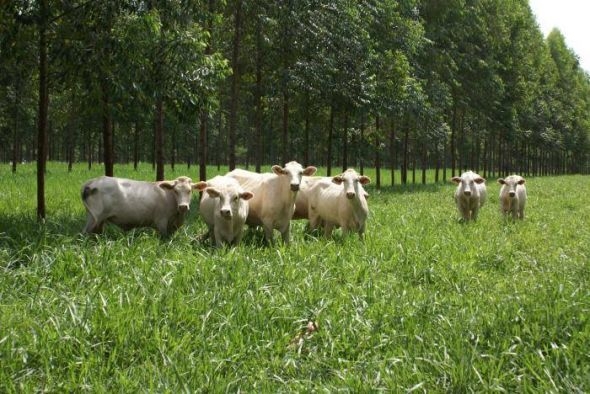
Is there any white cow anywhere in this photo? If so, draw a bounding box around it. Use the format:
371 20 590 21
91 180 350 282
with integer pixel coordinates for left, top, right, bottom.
81 176 206 236
451 171 487 221
199 176 254 247
227 161 317 244
307 168 371 238
498 175 527 219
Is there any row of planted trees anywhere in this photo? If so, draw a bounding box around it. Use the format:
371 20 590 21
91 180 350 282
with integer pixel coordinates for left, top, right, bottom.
1 0 590 218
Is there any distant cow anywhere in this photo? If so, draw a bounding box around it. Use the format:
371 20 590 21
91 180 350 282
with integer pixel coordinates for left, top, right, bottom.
199 176 254 247
227 161 317 244
307 168 371 238
498 175 527 219
451 171 487 221
81 176 205 236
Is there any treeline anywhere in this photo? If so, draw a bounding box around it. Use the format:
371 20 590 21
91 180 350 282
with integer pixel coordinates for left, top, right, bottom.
2 0 590 189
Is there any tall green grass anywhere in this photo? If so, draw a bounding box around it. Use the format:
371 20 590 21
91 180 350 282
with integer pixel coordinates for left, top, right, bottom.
1 163 589 392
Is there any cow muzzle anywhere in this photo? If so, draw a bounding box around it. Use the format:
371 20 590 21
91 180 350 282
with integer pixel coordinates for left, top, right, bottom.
220 209 232 219
178 204 189 213
509 191 516 197
290 184 300 192
463 190 471 196
346 192 355 199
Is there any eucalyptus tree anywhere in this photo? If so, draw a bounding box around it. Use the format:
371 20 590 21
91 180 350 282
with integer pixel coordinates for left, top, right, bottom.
0 3 38 172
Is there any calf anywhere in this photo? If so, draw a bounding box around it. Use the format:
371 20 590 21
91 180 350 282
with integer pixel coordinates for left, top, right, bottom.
451 171 487 221
498 175 527 219
81 176 205 236
199 176 254 247
227 161 317 244
307 168 371 238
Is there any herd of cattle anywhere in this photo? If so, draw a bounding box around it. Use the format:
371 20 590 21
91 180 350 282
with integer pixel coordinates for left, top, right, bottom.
80 161 527 246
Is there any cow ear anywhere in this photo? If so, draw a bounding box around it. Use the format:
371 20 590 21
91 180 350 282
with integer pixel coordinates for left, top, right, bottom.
159 181 176 189
240 191 254 201
359 176 371 185
206 187 220 198
497 178 505 185
332 176 343 185
272 165 285 175
194 181 208 191
475 177 485 184
517 178 526 185
451 177 461 184
303 166 317 176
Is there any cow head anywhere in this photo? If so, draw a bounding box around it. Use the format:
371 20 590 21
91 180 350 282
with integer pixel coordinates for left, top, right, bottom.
498 176 525 198
206 186 254 219
452 171 485 197
332 169 371 200
272 161 317 191
159 176 205 213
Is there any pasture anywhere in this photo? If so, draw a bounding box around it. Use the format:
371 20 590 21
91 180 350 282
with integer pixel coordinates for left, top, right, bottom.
1 163 589 392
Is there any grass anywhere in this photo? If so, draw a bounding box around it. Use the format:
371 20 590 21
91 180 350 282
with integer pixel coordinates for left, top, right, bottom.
1 162 589 392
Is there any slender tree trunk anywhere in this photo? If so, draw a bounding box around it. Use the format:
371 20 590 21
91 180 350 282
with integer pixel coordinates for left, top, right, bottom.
402 118 409 185
254 11 263 172
101 79 114 177
359 113 365 175
303 98 310 167
199 0 214 181
450 103 457 177
389 118 396 186
342 112 348 172
12 81 20 174
155 97 164 181
133 122 139 170
327 104 334 176
228 0 242 171
374 116 381 190
37 0 49 221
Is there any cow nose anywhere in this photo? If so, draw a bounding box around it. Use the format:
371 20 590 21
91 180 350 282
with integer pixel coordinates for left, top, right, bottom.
509 191 515 197
463 190 471 196
220 209 232 218
178 204 189 213
290 184 300 191
346 192 355 199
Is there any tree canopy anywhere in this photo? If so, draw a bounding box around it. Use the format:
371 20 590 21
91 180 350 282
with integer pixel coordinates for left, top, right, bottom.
2 0 589 193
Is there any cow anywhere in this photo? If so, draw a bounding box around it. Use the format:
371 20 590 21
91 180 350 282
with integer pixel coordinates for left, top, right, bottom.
226 161 317 244
307 168 371 238
198 176 254 247
451 171 487 221
498 175 527 219
81 176 206 236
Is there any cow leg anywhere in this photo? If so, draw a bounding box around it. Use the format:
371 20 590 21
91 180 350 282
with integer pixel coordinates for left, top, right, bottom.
279 223 290 245
262 221 275 245
323 222 334 237
155 219 169 237
83 214 96 233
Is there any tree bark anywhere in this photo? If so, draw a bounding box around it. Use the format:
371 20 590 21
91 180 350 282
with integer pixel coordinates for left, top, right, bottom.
228 0 242 171
155 97 164 181
37 0 49 221
101 78 114 177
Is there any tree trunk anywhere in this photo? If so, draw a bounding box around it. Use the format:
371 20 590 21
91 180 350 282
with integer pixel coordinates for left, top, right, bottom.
12 80 20 174
155 97 164 181
389 118 395 186
101 79 114 177
374 116 381 190
37 0 49 221
133 122 139 170
254 11 263 172
327 104 334 176
342 112 348 172
228 0 242 171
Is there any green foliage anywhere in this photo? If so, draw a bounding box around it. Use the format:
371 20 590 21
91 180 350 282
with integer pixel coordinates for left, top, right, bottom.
1 163 589 391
